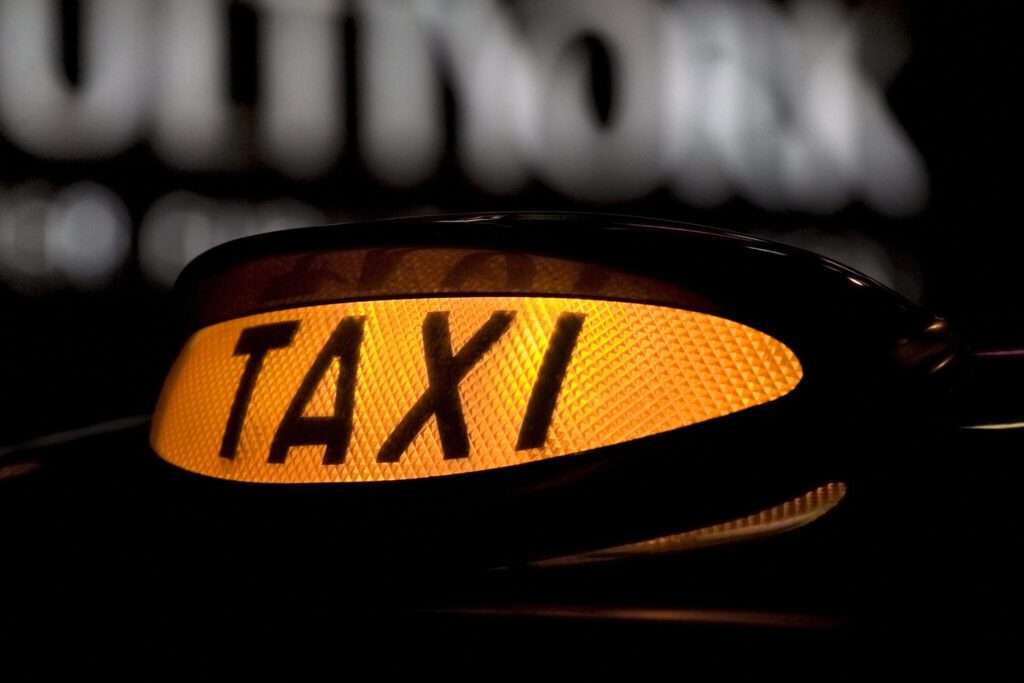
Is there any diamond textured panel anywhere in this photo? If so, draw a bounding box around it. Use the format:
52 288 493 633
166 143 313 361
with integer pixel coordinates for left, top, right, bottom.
151 297 803 483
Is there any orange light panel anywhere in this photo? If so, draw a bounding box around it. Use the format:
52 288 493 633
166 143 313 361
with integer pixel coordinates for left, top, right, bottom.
151 296 802 483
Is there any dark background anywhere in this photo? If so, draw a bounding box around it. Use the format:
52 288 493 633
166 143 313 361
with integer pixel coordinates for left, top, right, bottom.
0 0 1020 444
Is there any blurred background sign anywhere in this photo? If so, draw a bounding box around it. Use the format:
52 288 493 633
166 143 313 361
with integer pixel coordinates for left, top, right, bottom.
0 0 1019 440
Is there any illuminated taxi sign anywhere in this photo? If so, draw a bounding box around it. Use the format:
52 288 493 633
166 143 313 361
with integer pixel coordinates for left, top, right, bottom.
150 296 802 483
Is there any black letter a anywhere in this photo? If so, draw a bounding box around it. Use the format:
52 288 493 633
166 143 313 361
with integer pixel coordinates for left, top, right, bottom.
268 316 365 464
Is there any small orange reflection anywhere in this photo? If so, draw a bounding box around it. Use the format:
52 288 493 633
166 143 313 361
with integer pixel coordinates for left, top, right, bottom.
0 461 41 481
535 482 847 567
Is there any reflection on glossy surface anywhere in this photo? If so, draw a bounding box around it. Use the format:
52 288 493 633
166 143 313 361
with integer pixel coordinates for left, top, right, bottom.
961 421 1024 431
0 461 40 481
426 604 841 630
535 482 846 567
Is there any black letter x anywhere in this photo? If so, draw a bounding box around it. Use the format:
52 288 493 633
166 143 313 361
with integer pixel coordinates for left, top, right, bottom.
377 311 514 462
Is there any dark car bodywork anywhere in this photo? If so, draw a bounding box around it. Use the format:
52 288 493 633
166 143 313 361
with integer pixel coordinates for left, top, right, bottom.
2 214 1018 678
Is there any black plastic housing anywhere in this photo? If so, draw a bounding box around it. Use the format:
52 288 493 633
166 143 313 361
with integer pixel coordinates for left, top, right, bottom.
151 213 958 570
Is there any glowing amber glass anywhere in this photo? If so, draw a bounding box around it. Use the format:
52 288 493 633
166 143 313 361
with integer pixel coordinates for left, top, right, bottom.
151 296 802 483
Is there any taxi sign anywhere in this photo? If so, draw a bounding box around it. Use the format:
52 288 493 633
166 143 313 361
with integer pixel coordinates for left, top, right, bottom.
152 296 802 483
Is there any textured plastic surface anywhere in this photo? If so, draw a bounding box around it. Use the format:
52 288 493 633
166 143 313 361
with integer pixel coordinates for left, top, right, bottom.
151 296 802 483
